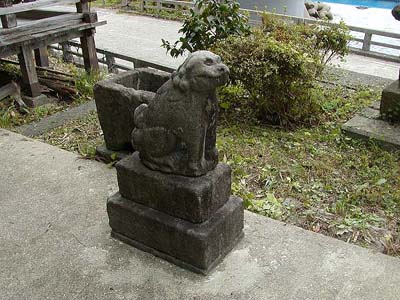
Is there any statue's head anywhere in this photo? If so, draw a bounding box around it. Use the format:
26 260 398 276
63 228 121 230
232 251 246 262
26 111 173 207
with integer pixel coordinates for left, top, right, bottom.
172 51 230 93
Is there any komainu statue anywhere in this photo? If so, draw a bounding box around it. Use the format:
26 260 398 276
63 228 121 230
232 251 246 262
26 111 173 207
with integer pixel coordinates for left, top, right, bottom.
131 51 230 176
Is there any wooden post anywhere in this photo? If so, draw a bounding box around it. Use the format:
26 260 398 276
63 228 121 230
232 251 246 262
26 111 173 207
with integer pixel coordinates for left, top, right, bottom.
1 14 17 28
0 0 17 29
18 46 41 99
80 31 99 73
156 0 161 11
60 42 73 63
362 32 372 52
105 54 118 74
34 47 50 67
139 0 144 11
76 0 89 14
76 0 99 73
134 59 146 68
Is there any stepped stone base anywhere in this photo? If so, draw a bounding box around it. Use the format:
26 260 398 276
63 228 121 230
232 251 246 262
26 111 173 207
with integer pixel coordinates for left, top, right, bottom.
381 80 400 123
107 193 244 275
342 101 400 151
116 152 232 223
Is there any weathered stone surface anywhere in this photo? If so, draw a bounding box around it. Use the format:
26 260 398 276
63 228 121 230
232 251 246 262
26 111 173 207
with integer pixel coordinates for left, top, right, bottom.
22 94 50 107
132 51 230 177
380 80 400 122
342 102 400 151
95 143 131 163
107 192 244 274
116 152 231 223
94 68 170 151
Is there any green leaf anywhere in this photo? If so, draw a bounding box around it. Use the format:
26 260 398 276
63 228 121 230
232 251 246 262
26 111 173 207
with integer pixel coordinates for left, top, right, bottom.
376 178 387 186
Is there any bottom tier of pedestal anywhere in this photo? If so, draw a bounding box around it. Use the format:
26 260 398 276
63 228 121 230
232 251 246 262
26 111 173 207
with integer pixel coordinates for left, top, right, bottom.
107 193 244 274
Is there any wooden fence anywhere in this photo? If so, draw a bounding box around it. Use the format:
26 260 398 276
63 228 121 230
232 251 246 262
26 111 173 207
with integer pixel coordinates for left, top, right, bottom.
135 0 400 62
0 0 105 106
49 40 175 73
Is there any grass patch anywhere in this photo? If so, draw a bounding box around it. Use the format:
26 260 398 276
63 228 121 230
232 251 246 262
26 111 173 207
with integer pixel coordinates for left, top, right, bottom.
218 85 400 255
0 57 104 129
92 0 123 7
112 0 189 21
0 100 69 129
91 0 189 20
38 111 103 159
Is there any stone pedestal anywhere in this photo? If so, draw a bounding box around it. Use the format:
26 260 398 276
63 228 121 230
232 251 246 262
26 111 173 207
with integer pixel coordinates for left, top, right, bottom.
380 80 400 123
107 152 244 274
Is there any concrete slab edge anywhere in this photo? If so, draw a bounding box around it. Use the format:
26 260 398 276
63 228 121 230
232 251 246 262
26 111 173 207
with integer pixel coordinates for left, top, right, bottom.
16 100 97 137
342 119 400 152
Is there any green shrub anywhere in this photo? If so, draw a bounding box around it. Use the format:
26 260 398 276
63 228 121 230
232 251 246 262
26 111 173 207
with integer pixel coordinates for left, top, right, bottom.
214 29 322 126
262 13 350 66
161 0 250 57
213 15 350 126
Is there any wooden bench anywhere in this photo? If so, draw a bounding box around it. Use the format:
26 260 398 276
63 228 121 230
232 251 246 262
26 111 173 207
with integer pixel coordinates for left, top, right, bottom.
0 0 106 106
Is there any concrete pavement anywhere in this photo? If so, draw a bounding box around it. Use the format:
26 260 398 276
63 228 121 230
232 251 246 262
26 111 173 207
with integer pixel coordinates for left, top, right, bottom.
1 128 400 300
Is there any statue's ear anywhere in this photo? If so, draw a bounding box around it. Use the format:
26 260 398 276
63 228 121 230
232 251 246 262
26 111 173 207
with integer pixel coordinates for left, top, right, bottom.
172 66 189 92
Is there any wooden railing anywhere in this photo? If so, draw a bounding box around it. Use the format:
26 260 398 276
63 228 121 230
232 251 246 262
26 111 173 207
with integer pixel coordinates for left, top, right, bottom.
0 0 105 105
49 40 175 73
135 0 400 62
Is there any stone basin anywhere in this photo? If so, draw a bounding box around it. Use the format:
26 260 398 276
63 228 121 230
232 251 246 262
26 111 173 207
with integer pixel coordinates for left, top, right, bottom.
94 69 170 152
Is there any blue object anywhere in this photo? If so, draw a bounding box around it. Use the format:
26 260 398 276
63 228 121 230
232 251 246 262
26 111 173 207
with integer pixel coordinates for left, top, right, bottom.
325 0 400 9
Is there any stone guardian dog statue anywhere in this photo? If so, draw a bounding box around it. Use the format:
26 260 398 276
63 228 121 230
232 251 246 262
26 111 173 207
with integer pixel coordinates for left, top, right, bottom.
131 51 230 176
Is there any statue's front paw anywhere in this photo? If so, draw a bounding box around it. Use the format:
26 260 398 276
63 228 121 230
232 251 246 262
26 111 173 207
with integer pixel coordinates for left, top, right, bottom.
188 161 199 172
188 158 207 172
206 148 218 161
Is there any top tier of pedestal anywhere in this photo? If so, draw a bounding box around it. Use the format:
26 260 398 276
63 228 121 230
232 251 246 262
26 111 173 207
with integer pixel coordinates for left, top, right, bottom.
116 152 232 224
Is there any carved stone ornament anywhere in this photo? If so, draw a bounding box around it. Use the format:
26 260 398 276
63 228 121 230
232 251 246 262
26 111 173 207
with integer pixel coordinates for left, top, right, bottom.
131 51 230 176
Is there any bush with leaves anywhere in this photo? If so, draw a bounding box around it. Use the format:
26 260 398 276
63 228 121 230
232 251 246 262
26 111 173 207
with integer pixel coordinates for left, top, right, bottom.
262 13 350 66
161 0 250 57
213 15 350 126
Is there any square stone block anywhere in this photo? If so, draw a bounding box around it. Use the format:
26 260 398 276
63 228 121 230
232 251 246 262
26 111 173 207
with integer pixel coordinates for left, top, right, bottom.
381 80 400 123
107 193 244 274
116 152 232 223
